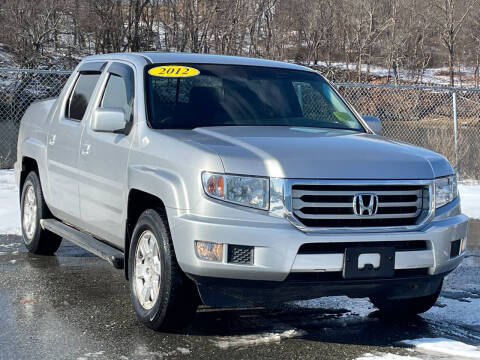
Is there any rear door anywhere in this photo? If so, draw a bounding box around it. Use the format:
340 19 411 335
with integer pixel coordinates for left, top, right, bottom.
47 62 105 224
77 62 135 247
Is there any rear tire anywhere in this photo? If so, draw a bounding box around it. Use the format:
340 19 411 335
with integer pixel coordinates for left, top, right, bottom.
20 171 62 255
370 282 442 317
128 208 199 332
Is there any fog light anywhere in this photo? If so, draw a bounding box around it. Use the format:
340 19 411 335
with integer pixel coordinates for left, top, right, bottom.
461 238 467 253
195 241 223 262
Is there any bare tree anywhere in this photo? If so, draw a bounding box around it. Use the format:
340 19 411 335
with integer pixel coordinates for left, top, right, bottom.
347 0 392 81
430 0 478 85
2 0 66 67
0 0 479 86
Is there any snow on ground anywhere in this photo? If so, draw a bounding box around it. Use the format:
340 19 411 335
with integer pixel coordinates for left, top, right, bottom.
292 296 375 317
356 353 422 360
0 43 18 68
459 183 480 219
0 169 20 235
211 328 306 349
401 338 480 359
297 296 480 359
312 60 477 87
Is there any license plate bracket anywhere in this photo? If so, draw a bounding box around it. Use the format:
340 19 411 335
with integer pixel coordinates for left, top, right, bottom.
343 246 395 279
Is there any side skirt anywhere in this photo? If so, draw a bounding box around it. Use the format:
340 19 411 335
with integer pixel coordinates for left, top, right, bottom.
40 219 124 269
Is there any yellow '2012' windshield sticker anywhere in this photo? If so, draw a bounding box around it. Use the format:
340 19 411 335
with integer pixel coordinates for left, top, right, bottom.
148 65 200 78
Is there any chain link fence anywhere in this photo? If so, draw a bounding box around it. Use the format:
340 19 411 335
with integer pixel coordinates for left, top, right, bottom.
0 68 479 179
337 83 480 180
0 68 71 168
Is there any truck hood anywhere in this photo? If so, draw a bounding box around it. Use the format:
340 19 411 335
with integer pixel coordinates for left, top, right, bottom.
178 126 453 179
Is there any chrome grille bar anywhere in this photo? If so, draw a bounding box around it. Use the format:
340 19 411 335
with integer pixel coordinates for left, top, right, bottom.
292 211 421 220
292 189 422 197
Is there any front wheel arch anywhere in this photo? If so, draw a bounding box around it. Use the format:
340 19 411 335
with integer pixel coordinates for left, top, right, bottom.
125 189 167 280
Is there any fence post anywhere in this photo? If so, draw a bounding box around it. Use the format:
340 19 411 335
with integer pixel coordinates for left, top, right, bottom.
452 91 459 175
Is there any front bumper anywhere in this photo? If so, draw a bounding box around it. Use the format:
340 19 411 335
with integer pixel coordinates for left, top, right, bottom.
168 197 468 282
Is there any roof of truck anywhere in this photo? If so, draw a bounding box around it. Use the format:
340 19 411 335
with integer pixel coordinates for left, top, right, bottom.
83 52 314 72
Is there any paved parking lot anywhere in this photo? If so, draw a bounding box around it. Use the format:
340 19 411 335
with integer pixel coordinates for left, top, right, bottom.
0 221 479 360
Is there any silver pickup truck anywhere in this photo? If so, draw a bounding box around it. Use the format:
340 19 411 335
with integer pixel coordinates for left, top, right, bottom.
15 53 468 331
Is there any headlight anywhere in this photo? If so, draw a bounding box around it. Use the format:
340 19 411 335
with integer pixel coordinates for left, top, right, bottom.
202 172 269 210
435 174 458 208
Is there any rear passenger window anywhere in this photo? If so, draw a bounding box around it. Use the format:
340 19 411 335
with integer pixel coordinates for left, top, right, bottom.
66 73 101 121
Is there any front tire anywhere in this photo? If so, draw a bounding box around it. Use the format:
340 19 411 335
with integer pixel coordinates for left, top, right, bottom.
128 209 199 332
20 171 62 255
370 282 442 317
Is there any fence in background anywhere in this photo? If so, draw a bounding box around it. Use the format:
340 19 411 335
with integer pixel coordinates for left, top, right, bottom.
337 83 480 180
0 68 479 179
0 68 71 169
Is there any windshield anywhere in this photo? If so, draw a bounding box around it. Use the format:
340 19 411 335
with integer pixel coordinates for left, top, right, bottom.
145 64 364 131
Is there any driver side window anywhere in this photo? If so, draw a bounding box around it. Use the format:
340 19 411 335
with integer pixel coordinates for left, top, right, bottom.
100 63 135 123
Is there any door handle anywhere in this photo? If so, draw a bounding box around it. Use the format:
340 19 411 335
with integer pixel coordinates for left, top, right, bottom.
81 144 91 156
48 134 56 146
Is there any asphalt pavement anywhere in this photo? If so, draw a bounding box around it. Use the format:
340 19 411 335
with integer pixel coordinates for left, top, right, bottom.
1 221 479 360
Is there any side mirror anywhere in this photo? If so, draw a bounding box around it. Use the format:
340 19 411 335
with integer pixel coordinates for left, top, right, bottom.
92 108 126 133
362 115 382 136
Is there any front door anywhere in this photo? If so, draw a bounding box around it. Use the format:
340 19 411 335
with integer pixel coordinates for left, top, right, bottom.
77 62 135 247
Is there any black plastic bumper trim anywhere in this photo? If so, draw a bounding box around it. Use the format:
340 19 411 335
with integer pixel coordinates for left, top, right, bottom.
188 272 448 308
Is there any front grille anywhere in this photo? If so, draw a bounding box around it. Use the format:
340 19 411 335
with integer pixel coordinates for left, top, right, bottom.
291 183 430 228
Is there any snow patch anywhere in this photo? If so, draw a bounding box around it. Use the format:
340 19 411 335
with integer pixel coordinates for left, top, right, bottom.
313 60 478 87
292 296 375 317
401 338 480 359
212 328 306 349
77 351 105 360
0 169 20 235
176 347 191 355
356 353 422 360
459 183 480 219
0 242 21 248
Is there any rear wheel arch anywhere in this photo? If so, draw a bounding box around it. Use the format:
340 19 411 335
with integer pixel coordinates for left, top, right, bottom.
125 189 168 280
20 157 54 215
